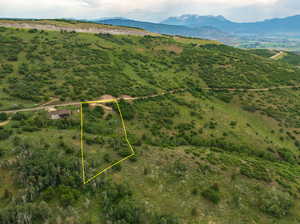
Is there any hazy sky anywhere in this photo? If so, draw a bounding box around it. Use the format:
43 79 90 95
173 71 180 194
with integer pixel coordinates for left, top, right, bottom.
0 0 299 22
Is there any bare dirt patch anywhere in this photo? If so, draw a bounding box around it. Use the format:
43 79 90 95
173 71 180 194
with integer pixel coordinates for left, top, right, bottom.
154 44 183 54
0 20 150 36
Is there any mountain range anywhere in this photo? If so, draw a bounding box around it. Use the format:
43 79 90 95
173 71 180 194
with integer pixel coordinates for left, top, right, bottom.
162 14 300 34
94 14 300 46
95 18 236 44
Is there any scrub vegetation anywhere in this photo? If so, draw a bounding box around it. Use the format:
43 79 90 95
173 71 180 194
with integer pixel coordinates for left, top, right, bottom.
0 21 300 224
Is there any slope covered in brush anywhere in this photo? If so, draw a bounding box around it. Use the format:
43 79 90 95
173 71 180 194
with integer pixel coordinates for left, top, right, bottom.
0 25 300 110
0 23 300 224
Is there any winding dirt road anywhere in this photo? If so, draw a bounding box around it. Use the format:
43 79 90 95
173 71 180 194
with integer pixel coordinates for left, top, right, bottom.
270 51 286 60
1 85 299 114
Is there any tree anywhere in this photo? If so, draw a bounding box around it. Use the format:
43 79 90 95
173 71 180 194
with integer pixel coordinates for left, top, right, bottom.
201 183 221 204
116 99 135 120
12 112 26 121
0 113 8 122
259 189 293 218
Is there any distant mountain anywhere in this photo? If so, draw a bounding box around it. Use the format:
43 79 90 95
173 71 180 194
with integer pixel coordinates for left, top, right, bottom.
162 14 300 34
93 18 237 44
162 14 232 27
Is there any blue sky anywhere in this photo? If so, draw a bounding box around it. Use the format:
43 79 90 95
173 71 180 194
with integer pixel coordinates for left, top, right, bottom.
0 0 299 22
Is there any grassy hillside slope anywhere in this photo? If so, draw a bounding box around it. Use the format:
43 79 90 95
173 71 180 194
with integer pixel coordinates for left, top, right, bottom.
0 24 300 224
249 49 300 66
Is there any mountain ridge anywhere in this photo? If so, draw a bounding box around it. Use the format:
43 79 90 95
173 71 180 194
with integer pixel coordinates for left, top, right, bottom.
162 14 300 34
95 18 237 44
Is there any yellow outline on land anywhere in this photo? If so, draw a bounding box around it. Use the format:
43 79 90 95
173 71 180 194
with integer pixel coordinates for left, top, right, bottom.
80 99 135 184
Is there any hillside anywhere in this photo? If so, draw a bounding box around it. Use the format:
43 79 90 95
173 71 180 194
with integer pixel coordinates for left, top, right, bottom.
0 22 300 224
95 18 236 44
0 19 151 36
249 49 300 66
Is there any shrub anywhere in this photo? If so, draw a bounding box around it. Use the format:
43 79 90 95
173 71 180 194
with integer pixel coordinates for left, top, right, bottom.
12 112 27 121
240 163 272 182
242 105 257 112
112 163 122 172
201 183 221 204
0 128 12 140
0 64 13 74
108 197 141 223
171 160 187 177
0 113 8 122
103 153 112 163
116 99 135 120
153 214 180 224
28 29 38 33
230 121 237 127
259 189 293 218
277 148 297 164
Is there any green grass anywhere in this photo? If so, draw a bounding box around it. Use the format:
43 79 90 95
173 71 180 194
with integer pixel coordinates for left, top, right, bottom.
0 22 300 224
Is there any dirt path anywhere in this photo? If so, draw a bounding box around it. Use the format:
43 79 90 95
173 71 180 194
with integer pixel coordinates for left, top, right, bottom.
270 51 286 60
1 85 299 114
0 119 10 127
203 85 300 92
39 98 59 107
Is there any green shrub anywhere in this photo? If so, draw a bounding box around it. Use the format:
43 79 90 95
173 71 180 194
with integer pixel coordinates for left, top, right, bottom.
0 113 8 122
277 148 297 164
240 163 272 182
12 112 27 121
112 163 122 172
259 189 293 218
201 183 221 204
153 214 180 224
242 105 257 112
0 128 12 140
116 99 135 120
103 153 112 163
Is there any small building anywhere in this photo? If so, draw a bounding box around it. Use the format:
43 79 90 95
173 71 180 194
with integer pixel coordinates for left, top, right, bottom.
49 110 71 120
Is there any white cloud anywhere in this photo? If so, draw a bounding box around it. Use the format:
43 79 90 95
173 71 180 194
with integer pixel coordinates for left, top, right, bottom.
0 0 298 22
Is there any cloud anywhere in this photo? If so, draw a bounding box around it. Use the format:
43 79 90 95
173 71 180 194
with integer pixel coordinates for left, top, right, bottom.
0 0 298 22
227 0 300 22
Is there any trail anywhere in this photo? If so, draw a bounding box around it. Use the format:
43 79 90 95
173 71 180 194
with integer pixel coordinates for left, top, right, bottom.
0 119 10 127
39 98 59 107
270 51 286 60
0 85 299 114
202 85 300 92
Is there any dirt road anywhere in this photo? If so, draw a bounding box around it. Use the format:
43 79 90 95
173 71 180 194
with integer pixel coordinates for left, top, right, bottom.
270 51 286 60
203 85 300 92
0 119 11 127
1 85 299 114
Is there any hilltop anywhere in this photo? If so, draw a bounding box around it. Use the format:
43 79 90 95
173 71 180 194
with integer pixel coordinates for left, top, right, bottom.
0 21 300 224
0 19 151 36
91 16 300 50
95 18 236 44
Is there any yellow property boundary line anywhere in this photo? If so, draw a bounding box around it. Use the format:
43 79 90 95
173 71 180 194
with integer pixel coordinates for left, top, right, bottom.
80 99 135 184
